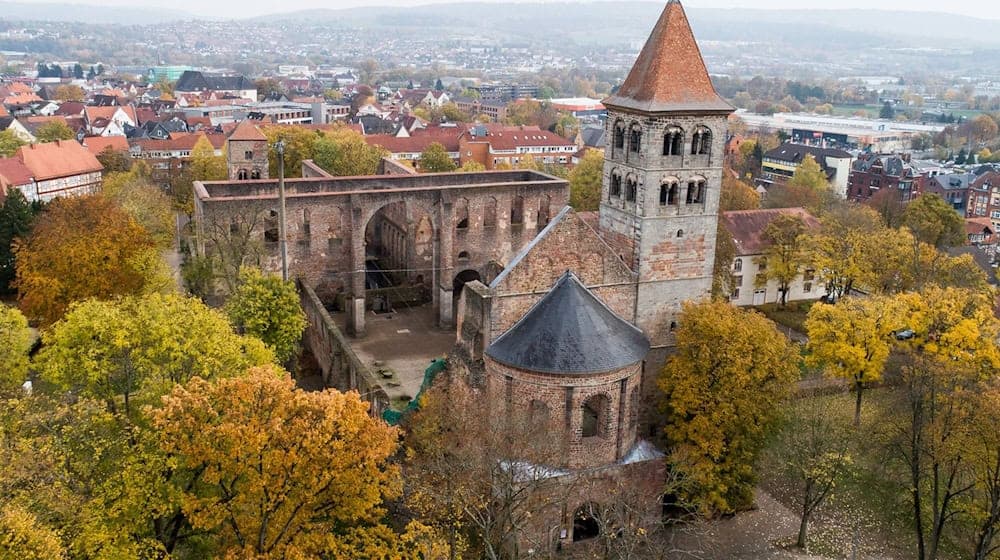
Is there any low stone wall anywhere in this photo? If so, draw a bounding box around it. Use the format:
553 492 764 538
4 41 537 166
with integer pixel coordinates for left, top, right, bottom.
378 157 418 175
301 159 334 178
298 280 391 417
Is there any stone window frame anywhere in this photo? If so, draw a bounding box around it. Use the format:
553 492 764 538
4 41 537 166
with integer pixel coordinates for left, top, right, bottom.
691 125 712 156
628 122 642 155
610 170 623 198
663 125 684 156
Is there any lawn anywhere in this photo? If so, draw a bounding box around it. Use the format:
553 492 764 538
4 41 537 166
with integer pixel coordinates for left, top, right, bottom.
753 301 814 334
759 390 969 559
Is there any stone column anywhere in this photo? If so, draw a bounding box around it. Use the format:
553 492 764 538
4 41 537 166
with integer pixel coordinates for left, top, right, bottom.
347 203 366 336
437 200 455 328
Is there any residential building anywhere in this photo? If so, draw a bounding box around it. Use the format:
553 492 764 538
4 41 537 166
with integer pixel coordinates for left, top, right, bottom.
452 96 507 122
469 83 538 102
847 153 923 203
0 140 103 202
721 208 826 306
364 127 462 168
925 173 973 215
761 143 853 198
84 105 138 137
174 70 257 101
548 97 606 117
459 124 576 169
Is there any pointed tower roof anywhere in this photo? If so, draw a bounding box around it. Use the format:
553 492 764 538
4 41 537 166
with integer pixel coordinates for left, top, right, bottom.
603 0 732 114
485 271 650 375
228 119 266 141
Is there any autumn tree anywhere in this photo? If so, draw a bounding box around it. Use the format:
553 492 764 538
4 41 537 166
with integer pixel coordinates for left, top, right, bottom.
0 505 66 559
102 163 175 248
34 120 75 143
903 193 965 249
152 368 401 558
805 295 901 426
867 185 907 228
720 174 760 211
14 195 166 326
313 126 386 176
254 77 284 100
768 398 853 551
0 129 25 157
887 287 1000 560
406 377 566 559
225 268 306 363
568 148 603 211
803 204 884 301
53 84 84 102
964 384 1000 560
419 142 457 172
756 213 807 307
458 160 485 172
174 135 228 216
0 305 32 392
0 189 42 294
262 125 319 178
36 293 274 417
658 301 798 514
712 221 737 300
96 146 133 173
789 154 829 190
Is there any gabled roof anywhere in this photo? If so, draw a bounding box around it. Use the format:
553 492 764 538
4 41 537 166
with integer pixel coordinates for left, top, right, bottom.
82 135 128 155
485 271 649 375
721 208 821 256
603 0 731 114
0 157 34 187
228 119 266 142
15 140 103 181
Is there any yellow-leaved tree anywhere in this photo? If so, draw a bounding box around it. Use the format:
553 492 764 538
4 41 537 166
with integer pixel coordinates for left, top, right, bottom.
805 294 902 426
755 213 808 307
568 148 603 211
152 368 404 558
0 505 66 560
658 301 798 514
0 305 32 392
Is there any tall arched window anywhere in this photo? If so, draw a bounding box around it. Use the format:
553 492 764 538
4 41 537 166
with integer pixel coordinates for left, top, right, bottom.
250 169 261 179
663 126 683 156
610 172 622 198
691 126 712 155
629 125 641 153
659 183 668 206
613 121 625 151
686 179 706 204
581 394 610 438
625 177 637 202
237 169 249 180
661 181 678 206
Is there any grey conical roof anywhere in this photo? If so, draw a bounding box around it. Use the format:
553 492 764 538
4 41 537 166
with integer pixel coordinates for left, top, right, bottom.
486 271 650 374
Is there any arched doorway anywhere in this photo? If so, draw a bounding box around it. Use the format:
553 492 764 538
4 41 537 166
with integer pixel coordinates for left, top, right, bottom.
573 503 601 542
452 269 481 324
362 202 435 315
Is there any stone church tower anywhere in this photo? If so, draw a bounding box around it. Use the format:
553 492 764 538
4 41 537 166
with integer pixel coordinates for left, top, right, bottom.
226 119 269 180
599 0 734 348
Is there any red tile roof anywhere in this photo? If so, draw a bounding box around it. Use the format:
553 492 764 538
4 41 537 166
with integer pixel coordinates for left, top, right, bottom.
228 119 267 141
603 0 732 113
82 135 129 155
465 124 574 151
365 129 462 154
0 157 34 187
721 208 821 256
15 140 103 181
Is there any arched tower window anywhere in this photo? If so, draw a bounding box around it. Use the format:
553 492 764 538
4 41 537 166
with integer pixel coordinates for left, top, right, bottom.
660 180 678 206
237 169 248 180
613 121 625 151
610 172 622 198
628 124 642 154
685 179 706 204
250 168 261 180
581 394 610 438
691 126 712 155
625 177 637 202
663 126 683 156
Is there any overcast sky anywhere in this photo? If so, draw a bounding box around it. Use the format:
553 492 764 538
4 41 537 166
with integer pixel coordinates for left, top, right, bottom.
35 0 1000 20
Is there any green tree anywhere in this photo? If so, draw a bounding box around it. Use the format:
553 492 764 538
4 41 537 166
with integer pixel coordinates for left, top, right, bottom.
225 268 307 363
0 305 32 392
568 148 603 211
903 193 965 249
418 142 457 172
0 505 66 559
262 125 320 178
14 195 167 326
0 190 41 294
756 213 807 307
880 101 895 120
0 129 26 157
34 121 75 143
788 154 829 190
659 301 798 514
805 295 901 426
152 368 401 558
36 293 274 417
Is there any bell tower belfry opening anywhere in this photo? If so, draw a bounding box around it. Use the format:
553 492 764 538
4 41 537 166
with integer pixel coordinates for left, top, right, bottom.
599 0 734 346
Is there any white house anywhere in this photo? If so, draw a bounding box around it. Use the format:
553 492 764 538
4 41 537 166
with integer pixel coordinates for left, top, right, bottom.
721 207 827 306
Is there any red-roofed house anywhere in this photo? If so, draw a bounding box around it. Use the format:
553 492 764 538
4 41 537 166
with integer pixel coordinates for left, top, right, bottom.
84 105 138 136
364 127 463 168
459 124 577 170
721 207 825 306
82 135 129 156
0 140 103 202
0 157 34 199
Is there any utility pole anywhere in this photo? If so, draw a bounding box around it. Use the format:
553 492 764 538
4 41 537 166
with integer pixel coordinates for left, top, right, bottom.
276 138 288 281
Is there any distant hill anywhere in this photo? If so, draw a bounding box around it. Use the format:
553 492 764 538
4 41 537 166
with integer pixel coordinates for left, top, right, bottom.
0 1 193 24
254 2 1000 49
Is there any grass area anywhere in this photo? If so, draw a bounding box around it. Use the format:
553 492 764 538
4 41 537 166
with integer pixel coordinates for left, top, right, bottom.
753 301 814 334
759 390 968 559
